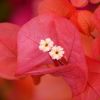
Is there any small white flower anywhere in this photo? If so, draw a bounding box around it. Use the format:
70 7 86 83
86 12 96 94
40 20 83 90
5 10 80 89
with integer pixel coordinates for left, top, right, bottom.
49 46 64 60
39 38 54 52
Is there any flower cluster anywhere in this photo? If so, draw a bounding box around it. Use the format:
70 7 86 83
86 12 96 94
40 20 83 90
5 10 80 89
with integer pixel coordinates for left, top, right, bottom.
39 38 64 60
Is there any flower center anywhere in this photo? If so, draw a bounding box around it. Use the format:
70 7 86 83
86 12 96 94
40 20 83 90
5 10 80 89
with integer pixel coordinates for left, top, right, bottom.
45 43 48 47
55 51 59 54
39 38 54 52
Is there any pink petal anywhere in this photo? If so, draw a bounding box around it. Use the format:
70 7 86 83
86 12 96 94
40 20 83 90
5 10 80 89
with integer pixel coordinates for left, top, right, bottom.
17 14 57 74
77 10 94 36
86 56 100 73
70 10 95 36
92 6 100 33
80 34 93 58
52 16 88 94
70 0 88 7
92 35 100 60
0 23 19 79
17 13 87 95
35 0 76 18
73 57 100 100
90 0 100 4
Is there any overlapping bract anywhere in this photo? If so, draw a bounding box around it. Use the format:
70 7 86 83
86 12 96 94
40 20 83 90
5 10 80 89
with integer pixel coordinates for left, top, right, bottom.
0 23 18 79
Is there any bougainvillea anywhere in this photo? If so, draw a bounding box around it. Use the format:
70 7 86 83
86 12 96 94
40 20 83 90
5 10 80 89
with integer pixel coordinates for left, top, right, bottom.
0 0 100 100
16 13 88 96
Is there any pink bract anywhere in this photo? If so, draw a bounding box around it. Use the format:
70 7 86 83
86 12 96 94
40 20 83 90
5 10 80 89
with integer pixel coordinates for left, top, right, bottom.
0 23 19 79
73 56 100 100
90 0 100 4
70 0 88 7
92 35 100 60
70 10 95 36
36 0 76 18
92 6 100 33
16 13 88 95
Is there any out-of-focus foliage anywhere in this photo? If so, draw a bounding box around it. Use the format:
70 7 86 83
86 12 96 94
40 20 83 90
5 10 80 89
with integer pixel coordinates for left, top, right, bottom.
0 0 11 22
0 79 12 100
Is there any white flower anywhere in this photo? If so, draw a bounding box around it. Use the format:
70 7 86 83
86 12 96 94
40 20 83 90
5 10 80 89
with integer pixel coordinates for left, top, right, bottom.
49 46 64 60
39 38 54 52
